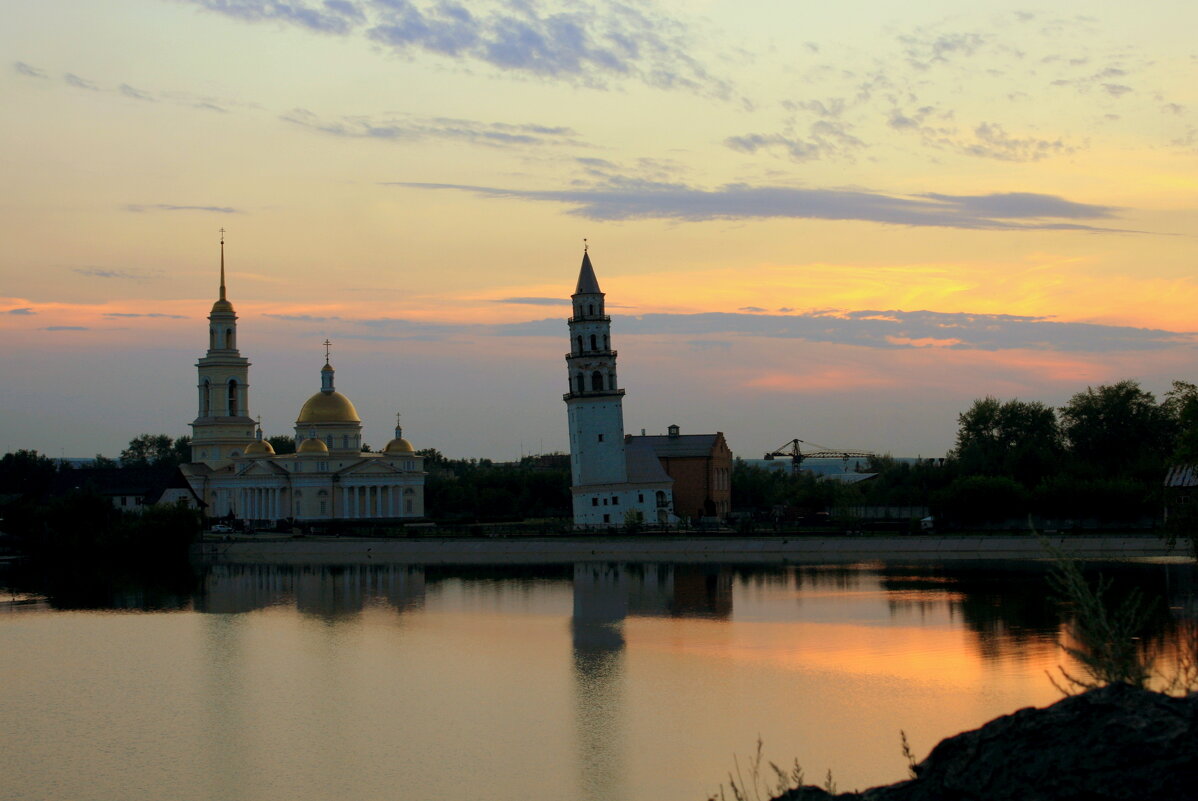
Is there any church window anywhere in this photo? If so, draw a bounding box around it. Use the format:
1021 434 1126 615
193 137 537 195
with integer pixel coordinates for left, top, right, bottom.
589 334 597 350
638 493 644 503
227 379 239 416
576 373 585 393
608 373 616 390
656 491 667 507
319 501 326 514
209 328 216 349
588 304 594 315
342 435 349 449
576 335 583 353
326 436 333 447
603 334 608 350
592 497 598 506
590 371 604 391
612 496 619 505
318 462 327 471
226 328 234 348
405 499 413 513
200 380 211 416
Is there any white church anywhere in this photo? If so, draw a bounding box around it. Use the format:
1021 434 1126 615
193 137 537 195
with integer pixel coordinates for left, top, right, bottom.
180 238 426 525
564 249 677 527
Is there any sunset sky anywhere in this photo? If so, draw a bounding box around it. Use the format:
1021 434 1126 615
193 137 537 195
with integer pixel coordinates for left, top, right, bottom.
3 0 1196 460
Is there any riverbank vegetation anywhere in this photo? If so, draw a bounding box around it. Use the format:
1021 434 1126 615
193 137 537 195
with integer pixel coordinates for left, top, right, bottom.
734 378 1198 531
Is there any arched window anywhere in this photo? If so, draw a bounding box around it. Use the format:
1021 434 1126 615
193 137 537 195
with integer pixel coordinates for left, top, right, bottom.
608 372 617 390
588 304 594 315
200 379 211 416
576 335 583 353
209 328 216 349
226 328 234 348
589 334 597 350
591 371 604 391
342 435 349 449
576 373 585 393
227 379 239 416
656 490 667 507
603 334 608 350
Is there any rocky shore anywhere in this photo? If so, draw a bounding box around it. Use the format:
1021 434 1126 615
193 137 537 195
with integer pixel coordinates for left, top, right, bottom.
775 684 1197 801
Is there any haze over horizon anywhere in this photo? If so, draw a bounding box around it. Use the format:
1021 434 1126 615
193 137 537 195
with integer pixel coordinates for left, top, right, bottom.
3 0 1196 461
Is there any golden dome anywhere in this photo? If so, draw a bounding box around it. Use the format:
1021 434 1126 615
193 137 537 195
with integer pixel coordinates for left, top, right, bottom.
245 439 275 456
297 437 329 454
297 391 361 424
210 298 235 314
383 437 415 454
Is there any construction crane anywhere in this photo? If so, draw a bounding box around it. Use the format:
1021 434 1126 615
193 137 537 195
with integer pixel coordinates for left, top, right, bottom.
763 438 875 475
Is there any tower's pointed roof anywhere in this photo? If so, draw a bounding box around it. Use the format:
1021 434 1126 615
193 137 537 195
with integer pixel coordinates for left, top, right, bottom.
574 250 602 295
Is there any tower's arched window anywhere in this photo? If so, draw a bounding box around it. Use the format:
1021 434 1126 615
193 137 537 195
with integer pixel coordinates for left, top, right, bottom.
589 334 597 350
591 371 604 391
656 490 667 507
575 373 585 393
227 379 239 416
576 335 583 353
226 328 235 349
200 379 211 416
608 372 617 390
209 328 216 350
588 304 594 315
603 334 608 350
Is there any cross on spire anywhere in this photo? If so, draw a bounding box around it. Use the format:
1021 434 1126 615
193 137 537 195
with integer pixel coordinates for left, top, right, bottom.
323 339 332 363
583 237 588 253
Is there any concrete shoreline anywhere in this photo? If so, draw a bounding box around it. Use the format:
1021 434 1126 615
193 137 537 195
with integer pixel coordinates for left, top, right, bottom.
193 534 1190 565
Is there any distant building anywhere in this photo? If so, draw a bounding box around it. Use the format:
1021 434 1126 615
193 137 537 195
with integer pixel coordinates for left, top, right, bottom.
1164 464 1198 524
180 237 426 525
564 249 675 527
627 426 733 520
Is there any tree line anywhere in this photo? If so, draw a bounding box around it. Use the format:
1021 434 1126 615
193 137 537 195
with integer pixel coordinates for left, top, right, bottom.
733 379 1198 529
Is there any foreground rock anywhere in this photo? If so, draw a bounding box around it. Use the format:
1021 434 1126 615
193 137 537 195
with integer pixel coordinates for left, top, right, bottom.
775 684 1198 801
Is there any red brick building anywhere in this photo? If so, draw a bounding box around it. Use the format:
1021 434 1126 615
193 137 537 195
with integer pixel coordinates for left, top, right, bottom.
627 426 732 520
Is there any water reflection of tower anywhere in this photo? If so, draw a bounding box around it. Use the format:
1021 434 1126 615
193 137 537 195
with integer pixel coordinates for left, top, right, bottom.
570 563 732 801
572 563 630 801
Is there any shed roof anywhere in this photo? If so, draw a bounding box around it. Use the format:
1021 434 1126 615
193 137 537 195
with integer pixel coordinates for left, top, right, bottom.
625 438 673 484
631 433 722 458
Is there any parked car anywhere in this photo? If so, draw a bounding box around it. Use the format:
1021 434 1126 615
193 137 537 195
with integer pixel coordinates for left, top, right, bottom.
210 524 234 533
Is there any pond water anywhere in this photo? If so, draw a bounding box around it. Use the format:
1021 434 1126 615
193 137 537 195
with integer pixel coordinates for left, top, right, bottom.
2 556 1195 801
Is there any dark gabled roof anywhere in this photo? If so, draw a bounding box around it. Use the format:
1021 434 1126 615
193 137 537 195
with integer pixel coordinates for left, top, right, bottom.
574 251 602 295
625 438 673 484
631 433 723 458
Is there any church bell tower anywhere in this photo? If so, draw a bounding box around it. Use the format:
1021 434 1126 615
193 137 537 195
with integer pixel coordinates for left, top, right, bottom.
190 231 255 462
564 246 629 488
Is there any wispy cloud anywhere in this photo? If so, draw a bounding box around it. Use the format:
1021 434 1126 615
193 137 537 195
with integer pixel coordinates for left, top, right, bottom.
72 267 156 280
64 73 99 91
14 61 47 78
257 306 1188 353
42 326 89 331
104 312 187 319
125 203 242 214
494 309 1193 352
281 109 582 148
119 83 156 102
388 180 1131 231
6 307 36 315
493 297 572 306
174 0 732 97
725 119 865 162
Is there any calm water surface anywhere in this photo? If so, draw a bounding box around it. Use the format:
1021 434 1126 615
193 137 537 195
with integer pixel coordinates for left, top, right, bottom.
2 557 1195 801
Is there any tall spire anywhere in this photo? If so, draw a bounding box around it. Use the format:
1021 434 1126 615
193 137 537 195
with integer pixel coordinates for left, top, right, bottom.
219 228 227 302
320 340 335 393
575 246 601 295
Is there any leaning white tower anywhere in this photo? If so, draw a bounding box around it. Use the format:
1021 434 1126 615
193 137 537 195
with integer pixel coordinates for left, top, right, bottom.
565 247 629 494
